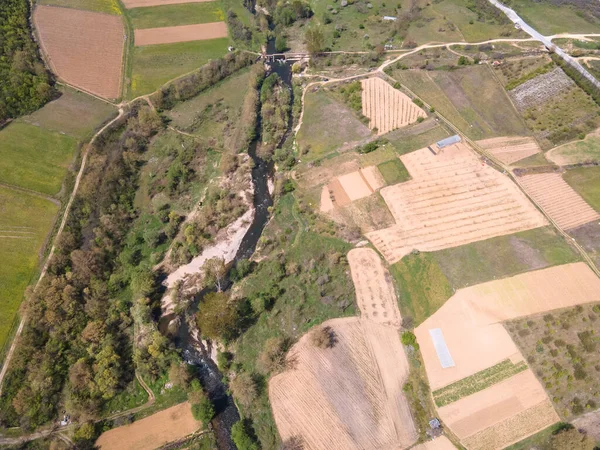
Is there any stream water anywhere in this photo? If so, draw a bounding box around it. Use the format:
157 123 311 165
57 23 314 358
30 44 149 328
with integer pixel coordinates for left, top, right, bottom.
167 46 293 450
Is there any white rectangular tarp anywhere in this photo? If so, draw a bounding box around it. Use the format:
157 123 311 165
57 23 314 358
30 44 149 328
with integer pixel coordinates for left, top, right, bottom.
429 328 455 368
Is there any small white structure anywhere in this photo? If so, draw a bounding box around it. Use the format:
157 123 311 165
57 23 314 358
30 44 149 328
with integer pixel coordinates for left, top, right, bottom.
383 15 398 21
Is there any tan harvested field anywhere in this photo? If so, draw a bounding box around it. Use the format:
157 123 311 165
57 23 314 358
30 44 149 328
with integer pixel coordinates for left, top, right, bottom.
361 77 426 135
461 399 558 450
437 370 557 440
122 0 213 7
348 248 400 326
416 262 600 390
34 6 124 99
412 436 456 450
320 166 384 212
269 317 417 450
476 136 541 165
95 402 201 449
517 172 600 230
366 143 547 264
134 22 227 46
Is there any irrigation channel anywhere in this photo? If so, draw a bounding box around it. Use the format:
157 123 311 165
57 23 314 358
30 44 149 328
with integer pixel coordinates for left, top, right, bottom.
165 46 293 450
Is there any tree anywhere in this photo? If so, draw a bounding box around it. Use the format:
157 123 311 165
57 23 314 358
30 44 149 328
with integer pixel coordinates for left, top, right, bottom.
551 427 595 450
191 397 215 424
196 292 239 340
310 325 336 348
231 420 259 450
305 26 324 55
229 372 257 407
169 362 191 388
204 257 227 291
275 35 288 52
69 359 94 393
258 337 287 373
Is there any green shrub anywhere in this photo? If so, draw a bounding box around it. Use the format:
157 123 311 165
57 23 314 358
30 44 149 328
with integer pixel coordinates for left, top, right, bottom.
231 420 259 450
191 397 215 424
401 331 419 349
413 98 424 108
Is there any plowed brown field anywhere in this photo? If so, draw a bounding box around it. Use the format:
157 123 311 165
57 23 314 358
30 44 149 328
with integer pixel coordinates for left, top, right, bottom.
348 248 400 326
366 143 547 264
134 22 227 46
517 172 600 230
412 436 456 450
361 77 426 135
34 6 124 99
269 317 417 450
320 166 384 212
95 402 201 449
122 0 213 7
476 136 541 165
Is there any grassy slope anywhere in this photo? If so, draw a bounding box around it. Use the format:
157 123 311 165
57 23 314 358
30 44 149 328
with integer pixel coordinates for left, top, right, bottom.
563 166 600 211
390 252 453 326
296 89 371 161
547 135 600 165
0 186 58 353
387 123 451 155
128 2 224 29
508 0 600 35
130 38 229 98
19 87 116 140
0 122 78 196
37 0 122 14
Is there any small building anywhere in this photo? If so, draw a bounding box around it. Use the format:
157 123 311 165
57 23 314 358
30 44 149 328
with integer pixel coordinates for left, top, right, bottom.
436 135 461 149
383 16 397 21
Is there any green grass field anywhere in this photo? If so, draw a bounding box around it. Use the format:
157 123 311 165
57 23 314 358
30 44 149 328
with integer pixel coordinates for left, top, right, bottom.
0 186 58 354
433 227 579 289
130 38 229 98
0 123 78 196
128 2 224 29
392 65 528 140
377 158 410 185
20 87 116 140
390 252 453 327
563 166 600 211
387 122 451 155
296 88 371 161
37 0 121 14
508 0 600 35
547 134 600 165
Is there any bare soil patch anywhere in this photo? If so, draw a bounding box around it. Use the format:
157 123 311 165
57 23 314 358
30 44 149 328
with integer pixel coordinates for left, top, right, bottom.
366 142 547 264
134 22 227 46
476 136 541 165
122 0 213 8
34 5 124 99
95 402 201 449
573 409 600 441
412 436 456 450
517 172 600 230
269 317 417 450
348 248 400 326
320 166 384 211
361 77 426 135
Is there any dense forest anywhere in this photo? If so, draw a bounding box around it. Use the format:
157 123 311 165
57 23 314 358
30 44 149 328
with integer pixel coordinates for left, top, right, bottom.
0 0 53 122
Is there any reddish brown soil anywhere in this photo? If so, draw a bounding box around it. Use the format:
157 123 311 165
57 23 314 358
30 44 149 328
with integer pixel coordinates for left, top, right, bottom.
122 0 213 7
134 22 227 46
34 6 124 99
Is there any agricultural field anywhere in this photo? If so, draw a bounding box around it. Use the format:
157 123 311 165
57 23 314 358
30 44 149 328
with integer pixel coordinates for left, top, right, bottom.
507 302 600 419
546 129 600 165
320 166 384 211
128 2 224 29
34 5 125 99
134 22 228 46
95 402 202 449
508 0 600 35
492 56 553 90
391 65 528 140
37 0 122 14
569 221 600 268
0 122 78 196
0 186 58 355
366 142 547 264
361 77 426 135
476 136 541 165
20 87 116 139
376 158 410 184
509 68 574 111
122 0 209 7
296 87 372 161
563 166 600 211
130 38 229 98
517 173 600 230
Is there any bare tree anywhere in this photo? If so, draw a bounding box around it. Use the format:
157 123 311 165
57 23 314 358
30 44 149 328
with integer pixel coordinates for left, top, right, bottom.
204 257 227 291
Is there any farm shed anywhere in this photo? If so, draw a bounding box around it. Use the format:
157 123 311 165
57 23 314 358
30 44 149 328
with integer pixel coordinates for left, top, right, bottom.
436 135 461 149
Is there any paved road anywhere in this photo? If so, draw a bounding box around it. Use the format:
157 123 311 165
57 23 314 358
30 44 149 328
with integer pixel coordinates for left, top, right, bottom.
488 0 600 89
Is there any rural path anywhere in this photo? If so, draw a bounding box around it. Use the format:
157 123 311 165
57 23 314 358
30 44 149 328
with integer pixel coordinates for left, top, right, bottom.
0 107 125 396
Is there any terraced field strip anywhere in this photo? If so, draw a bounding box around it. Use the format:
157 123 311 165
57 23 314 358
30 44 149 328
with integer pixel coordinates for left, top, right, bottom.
476 136 541 165
432 359 527 407
518 172 600 230
361 77 426 135
122 0 213 7
34 5 124 99
320 166 384 211
134 22 227 46
366 142 547 263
